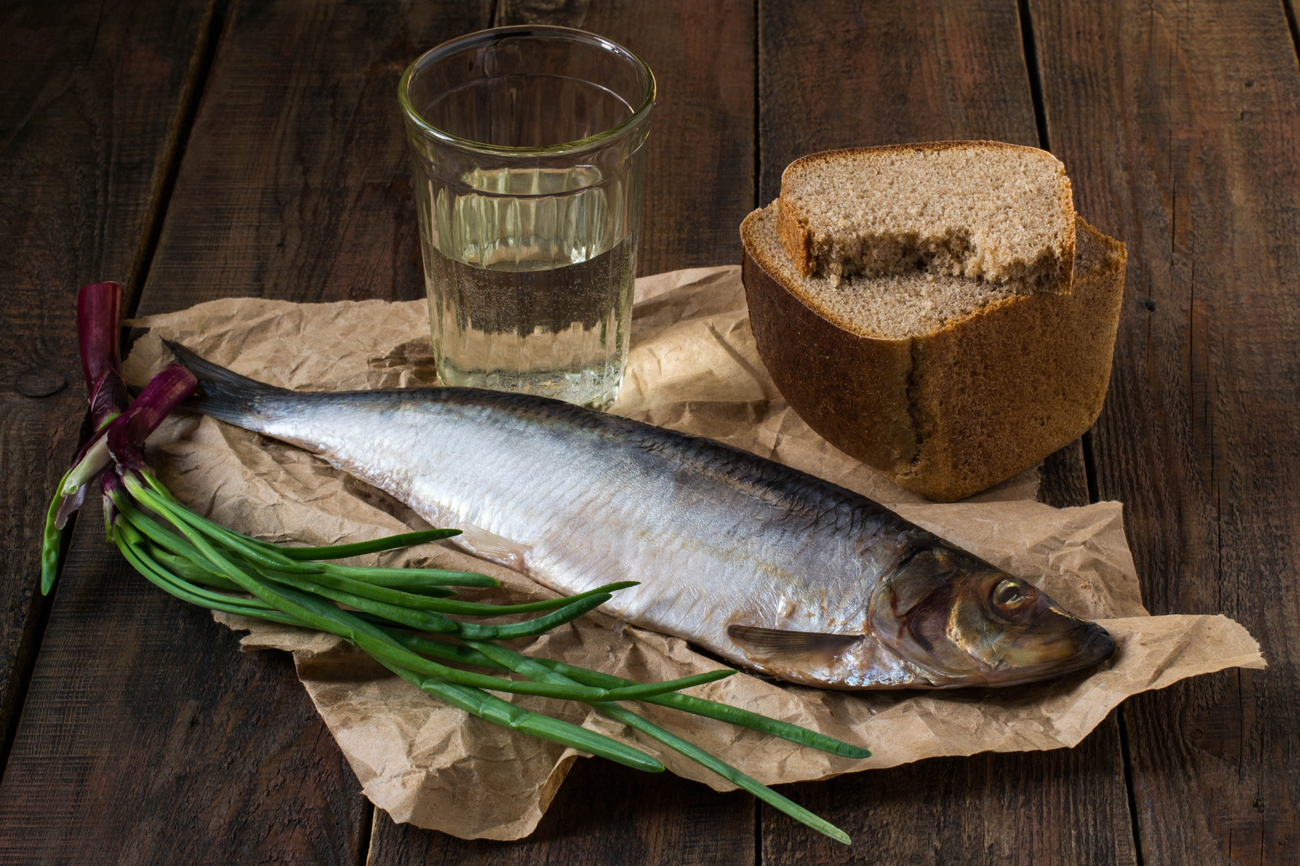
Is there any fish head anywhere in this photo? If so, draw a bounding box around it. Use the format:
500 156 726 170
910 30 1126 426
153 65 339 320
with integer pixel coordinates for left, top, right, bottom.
869 545 1114 687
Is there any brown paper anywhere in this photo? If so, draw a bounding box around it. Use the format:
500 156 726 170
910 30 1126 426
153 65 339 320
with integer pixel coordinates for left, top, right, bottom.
123 266 1263 841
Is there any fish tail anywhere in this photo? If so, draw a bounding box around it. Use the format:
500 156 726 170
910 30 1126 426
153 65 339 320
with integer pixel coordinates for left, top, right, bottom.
164 339 292 427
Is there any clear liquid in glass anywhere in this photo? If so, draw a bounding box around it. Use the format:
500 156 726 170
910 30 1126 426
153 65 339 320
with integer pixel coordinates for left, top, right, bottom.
418 165 638 409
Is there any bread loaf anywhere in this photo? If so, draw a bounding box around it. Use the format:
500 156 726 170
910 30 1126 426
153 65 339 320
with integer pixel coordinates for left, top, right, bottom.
777 142 1076 292
742 202 1125 501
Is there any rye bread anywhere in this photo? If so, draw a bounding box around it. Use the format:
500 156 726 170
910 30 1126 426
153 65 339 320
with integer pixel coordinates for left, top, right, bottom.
777 142 1076 292
742 203 1125 501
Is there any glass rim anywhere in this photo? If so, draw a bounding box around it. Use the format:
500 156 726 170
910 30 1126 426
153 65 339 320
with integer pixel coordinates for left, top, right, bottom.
399 25 656 157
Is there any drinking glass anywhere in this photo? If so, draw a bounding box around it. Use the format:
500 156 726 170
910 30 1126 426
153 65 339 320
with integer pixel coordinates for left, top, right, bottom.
400 26 655 409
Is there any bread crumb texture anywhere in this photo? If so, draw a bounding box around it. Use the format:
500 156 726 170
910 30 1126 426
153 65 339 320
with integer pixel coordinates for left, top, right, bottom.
748 204 1025 339
779 142 1075 290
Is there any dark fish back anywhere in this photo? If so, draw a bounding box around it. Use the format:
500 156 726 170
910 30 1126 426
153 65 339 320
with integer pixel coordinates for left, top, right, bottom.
169 337 930 552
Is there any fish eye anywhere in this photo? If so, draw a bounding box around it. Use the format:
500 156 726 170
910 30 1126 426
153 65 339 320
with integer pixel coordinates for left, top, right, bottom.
990 579 1038 619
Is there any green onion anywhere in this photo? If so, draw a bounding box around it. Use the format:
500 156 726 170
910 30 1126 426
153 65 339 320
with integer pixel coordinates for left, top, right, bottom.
268 528 464 561
464 639 853 844
527 657 871 759
109 514 666 774
37 280 866 845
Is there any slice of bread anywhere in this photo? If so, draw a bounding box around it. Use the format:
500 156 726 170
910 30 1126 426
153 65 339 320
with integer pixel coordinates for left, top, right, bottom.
742 202 1125 501
777 142 1076 292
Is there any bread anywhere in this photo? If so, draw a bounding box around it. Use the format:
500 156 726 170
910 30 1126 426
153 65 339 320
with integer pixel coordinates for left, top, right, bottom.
742 202 1125 501
777 142 1076 292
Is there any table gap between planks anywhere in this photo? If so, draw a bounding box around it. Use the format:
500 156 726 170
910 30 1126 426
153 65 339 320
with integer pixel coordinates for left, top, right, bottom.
0 0 215 776
0 0 1295 864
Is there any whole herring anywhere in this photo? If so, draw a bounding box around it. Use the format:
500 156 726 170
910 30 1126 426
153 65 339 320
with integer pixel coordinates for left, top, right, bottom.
167 341 1115 690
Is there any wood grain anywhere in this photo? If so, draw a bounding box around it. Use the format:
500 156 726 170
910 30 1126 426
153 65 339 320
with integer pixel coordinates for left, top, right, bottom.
142 0 492 310
0 0 492 862
757 1 1137 862
369 1 759 861
765 738 1137 866
1039 439 1093 511
758 0 1041 203
0 0 214 769
0 525 370 865
496 0 756 274
368 758 754 865
1030 0 1300 862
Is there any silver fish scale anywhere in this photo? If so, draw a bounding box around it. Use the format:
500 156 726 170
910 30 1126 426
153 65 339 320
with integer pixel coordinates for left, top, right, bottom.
223 387 925 677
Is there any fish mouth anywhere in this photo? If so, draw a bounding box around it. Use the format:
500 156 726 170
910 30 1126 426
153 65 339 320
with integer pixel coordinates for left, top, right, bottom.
1073 622 1116 668
983 620 1116 687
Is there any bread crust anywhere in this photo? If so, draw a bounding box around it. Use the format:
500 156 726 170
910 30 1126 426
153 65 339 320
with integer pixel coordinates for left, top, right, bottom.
775 195 814 276
742 208 1125 501
742 248 919 470
778 141 1077 293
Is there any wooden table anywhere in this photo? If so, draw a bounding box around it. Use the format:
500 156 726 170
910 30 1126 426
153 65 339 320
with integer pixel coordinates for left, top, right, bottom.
2 1 1296 862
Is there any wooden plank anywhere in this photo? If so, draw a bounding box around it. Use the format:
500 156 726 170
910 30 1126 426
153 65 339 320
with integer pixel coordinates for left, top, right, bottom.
756 1 1137 862
0 533 371 865
0 0 214 768
491 0 757 275
765 739 1136 865
1030 0 1300 862
368 1 759 861
0 0 492 862
1039 439 1094 511
142 0 490 309
368 759 754 864
757 0 1041 202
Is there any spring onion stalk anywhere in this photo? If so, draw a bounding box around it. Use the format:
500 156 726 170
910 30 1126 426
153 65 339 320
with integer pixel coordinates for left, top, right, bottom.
464 639 853 844
37 281 867 845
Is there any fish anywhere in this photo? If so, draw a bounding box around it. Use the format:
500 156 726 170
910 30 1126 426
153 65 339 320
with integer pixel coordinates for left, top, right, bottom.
166 341 1115 690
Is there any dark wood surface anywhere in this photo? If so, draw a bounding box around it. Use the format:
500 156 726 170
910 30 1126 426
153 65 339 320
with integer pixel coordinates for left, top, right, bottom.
0 0 215 773
0 0 1294 863
1032 1 1300 862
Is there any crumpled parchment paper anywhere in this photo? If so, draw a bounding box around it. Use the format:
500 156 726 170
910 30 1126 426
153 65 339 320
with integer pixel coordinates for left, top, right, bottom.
123 265 1264 841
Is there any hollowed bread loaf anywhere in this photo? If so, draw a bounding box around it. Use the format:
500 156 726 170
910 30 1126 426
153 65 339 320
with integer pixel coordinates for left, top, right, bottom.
742 202 1125 501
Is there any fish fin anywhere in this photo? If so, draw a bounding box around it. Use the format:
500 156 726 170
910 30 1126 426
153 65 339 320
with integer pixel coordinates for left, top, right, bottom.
166 340 291 426
727 625 859 658
453 524 531 573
